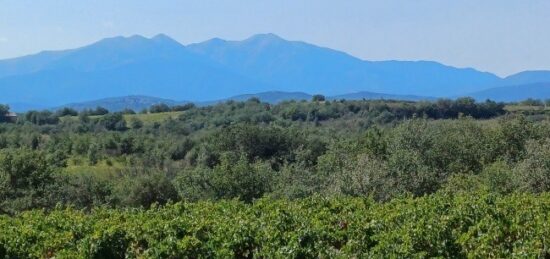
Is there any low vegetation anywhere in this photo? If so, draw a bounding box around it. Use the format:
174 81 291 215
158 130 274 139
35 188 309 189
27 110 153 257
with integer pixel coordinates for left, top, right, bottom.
2 194 550 258
1 96 550 257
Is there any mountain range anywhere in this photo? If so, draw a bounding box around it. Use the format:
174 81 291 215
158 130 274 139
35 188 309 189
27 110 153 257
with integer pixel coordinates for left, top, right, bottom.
1 33 550 111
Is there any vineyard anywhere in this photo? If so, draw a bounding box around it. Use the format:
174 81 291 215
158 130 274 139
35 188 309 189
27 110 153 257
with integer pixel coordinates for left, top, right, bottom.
1 192 550 258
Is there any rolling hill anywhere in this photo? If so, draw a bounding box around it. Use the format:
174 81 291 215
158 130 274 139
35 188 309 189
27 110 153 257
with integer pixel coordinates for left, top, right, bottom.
49 91 431 112
501 71 550 86
467 83 550 102
203 91 313 105
329 91 434 101
56 95 185 112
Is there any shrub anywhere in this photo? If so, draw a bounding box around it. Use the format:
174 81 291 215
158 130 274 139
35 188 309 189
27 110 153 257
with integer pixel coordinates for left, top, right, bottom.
149 103 171 113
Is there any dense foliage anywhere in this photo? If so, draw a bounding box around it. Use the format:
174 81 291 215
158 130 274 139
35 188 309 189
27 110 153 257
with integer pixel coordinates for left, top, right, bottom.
0 98 548 208
0 105 11 123
2 193 550 258
0 97 549 257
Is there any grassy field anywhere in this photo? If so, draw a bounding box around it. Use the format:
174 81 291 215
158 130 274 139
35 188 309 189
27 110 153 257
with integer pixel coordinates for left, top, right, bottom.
123 111 183 124
64 156 127 175
61 111 184 125
505 104 549 112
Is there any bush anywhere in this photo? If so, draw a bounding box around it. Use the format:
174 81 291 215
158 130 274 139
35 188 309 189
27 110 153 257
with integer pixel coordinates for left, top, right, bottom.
98 113 127 131
129 117 143 129
172 103 196 112
312 94 326 102
0 149 60 213
175 154 273 202
114 172 179 208
149 103 171 113
56 107 78 117
120 108 136 115
83 106 109 116
23 110 59 125
514 138 550 193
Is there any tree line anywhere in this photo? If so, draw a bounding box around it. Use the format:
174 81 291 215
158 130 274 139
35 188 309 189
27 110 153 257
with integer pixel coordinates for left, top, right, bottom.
0 97 548 213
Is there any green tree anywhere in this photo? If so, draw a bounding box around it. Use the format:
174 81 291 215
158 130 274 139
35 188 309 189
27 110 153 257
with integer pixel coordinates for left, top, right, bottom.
129 117 143 129
87 143 100 165
333 154 394 200
0 104 10 123
56 107 78 117
92 106 109 115
520 98 544 106
23 110 59 125
514 139 550 193
0 149 59 213
175 154 272 202
115 172 179 208
312 94 326 102
120 108 136 114
171 103 196 112
0 104 9 115
99 113 127 131
211 154 272 202
149 103 171 113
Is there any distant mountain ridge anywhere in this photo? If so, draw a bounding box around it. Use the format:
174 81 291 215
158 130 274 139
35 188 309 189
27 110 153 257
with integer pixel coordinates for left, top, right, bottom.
1 33 550 107
186 34 501 96
203 91 313 105
467 83 550 102
56 95 185 112
48 91 435 112
330 92 435 101
14 86 550 113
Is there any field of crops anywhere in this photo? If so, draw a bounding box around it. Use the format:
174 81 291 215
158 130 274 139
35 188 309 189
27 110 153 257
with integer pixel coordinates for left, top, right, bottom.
2 192 550 258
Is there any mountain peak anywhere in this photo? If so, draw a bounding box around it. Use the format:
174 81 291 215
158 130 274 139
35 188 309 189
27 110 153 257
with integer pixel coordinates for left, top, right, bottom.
152 33 170 39
92 34 181 46
151 33 183 47
128 34 148 40
80 34 184 53
245 33 286 43
152 33 175 42
92 34 149 47
205 37 226 43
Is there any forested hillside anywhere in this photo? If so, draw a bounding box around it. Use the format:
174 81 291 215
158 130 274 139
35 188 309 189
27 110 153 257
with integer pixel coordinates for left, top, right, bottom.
1 97 550 257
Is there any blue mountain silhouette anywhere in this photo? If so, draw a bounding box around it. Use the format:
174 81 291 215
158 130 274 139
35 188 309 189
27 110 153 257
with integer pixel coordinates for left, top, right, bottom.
0 33 549 106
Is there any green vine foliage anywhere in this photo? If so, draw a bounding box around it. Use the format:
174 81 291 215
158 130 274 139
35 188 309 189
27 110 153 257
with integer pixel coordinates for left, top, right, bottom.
1 193 550 258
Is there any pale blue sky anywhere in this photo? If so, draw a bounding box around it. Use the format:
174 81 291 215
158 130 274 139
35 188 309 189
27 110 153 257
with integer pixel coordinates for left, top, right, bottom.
0 0 549 76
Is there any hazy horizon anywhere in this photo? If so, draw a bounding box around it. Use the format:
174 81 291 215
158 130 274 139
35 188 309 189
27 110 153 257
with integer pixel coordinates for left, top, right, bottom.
1 0 550 77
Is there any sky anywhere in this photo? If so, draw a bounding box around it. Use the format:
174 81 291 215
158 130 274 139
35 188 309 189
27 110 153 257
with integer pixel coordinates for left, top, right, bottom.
0 0 549 77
